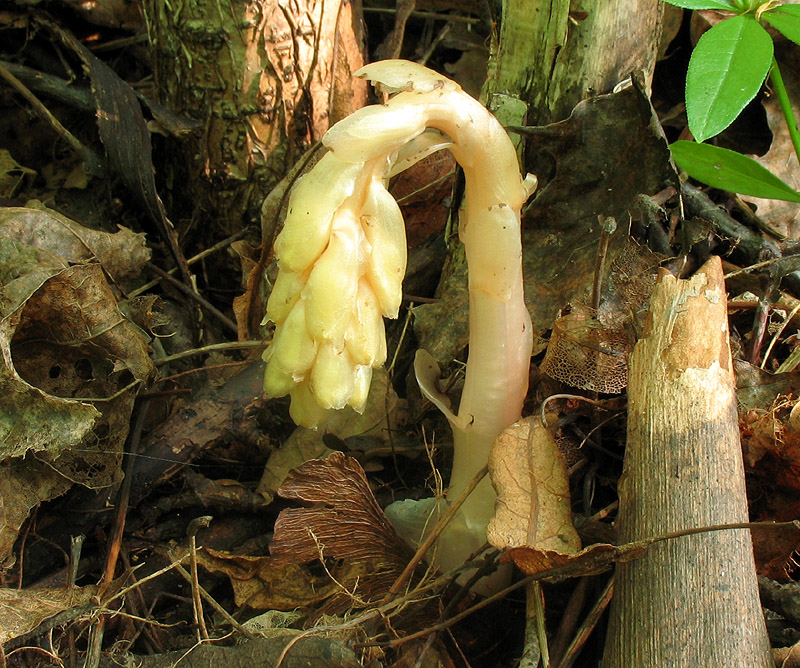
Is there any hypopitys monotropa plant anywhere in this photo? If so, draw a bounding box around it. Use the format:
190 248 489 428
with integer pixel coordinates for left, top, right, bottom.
263 60 535 583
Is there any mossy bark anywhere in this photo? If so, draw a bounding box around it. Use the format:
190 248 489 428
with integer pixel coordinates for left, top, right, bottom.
141 0 366 238
525 0 663 126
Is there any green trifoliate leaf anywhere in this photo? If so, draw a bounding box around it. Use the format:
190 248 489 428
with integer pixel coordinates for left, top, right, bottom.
686 15 773 142
763 5 800 46
671 140 800 201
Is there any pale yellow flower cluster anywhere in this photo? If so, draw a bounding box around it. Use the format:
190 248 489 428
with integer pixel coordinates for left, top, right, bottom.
263 61 467 428
262 150 407 427
263 59 532 458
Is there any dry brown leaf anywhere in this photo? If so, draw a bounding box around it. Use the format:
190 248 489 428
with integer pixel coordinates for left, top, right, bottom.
270 452 413 613
0 205 155 565
196 549 336 611
487 417 580 556
0 239 97 462
11 262 154 486
739 395 800 577
506 522 800 584
107 635 362 668
504 541 643 579
0 204 150 285
0 460 72 570
272 452 410 568
0 584 99 644
741 395 800 492
751 520 800 581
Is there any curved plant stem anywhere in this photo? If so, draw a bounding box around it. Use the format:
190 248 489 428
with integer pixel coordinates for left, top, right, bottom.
770 56 800 168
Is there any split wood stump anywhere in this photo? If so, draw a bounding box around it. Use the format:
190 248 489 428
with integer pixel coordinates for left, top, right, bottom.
602 256 772 667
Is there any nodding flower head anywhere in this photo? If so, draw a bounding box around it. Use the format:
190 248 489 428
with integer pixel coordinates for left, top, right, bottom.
262 150 405 427
263 59 531 451
262 62 463 428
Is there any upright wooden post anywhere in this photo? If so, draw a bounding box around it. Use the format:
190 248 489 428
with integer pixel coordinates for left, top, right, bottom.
602 257 771 667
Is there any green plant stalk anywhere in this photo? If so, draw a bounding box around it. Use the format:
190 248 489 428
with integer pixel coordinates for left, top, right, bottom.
769 55 800 168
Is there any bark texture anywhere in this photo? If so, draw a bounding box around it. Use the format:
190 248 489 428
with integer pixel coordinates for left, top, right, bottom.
602 257 772 667
526 0 663 125
142 0 366 236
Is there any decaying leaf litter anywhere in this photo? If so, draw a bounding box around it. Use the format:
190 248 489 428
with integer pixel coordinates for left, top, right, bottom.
2 4 800 668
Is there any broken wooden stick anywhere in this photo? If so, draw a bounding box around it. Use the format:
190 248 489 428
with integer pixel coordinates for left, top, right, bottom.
602 256 772 667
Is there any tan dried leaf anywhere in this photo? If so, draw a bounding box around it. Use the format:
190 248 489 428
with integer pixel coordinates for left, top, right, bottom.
196 549 335 611
504 541 642 579
0 205 155 563
505 522 800 580
11 262 155 486
487 417 580 556
0 237 96 462
0 584 99 644
0 204 150 284
0 460 72 569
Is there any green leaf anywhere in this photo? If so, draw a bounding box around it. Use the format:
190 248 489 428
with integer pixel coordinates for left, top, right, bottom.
685 15 773 142
763 5 800 46
670 140 800 201
661 0 737 8
731 0 763 10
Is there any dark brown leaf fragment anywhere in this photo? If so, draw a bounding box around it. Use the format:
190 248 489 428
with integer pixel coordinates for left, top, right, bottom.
272 452 411 569
271 452 414 615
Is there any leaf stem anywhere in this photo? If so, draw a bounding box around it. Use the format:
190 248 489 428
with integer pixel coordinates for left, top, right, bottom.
769 56 800 168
